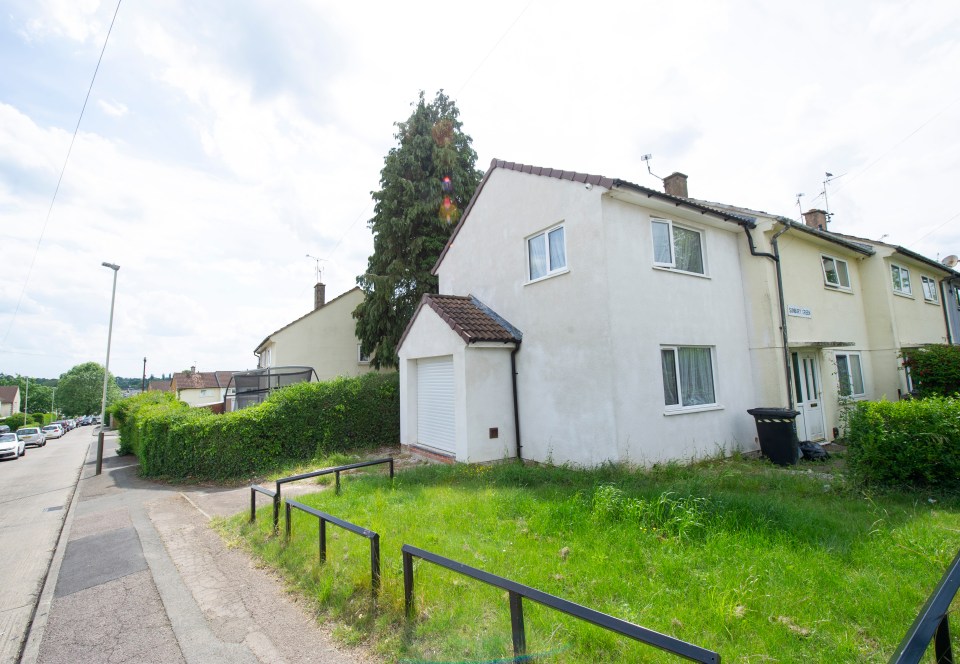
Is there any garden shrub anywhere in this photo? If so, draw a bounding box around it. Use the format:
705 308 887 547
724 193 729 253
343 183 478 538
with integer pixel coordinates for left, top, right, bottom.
3 412 45 429
901 344 960 397
113 372 399 480
846 396 960 488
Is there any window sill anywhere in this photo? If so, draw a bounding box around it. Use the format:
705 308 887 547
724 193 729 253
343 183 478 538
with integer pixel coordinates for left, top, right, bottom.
652 265 711 280
823 284 853 293
663 404 724 416
525 268 569 286
923 299 941 306
892 290 914 299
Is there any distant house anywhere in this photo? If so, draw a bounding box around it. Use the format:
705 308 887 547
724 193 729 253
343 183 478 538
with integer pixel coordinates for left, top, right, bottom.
0 386 21 417
254 284 379 381
147 380 172 392
169 368 237 407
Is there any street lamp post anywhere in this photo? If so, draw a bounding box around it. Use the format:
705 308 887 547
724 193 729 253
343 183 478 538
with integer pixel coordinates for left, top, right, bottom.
97 262 120 475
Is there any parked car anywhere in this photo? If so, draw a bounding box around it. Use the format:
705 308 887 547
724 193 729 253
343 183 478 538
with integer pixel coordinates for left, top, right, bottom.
0 432 24 460
0 424 10 434
16 427 46 448
42 424 64 439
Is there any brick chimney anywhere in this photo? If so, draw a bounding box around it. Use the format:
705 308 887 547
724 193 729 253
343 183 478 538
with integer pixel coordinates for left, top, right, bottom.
314 282 326 310
803 209 828 231
663 172 688 198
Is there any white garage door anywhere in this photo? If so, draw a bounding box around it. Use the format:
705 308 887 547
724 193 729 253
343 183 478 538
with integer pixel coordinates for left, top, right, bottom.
417 356 455 454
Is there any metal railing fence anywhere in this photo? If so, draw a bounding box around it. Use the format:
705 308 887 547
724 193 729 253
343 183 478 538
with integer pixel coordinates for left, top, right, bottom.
401 544 721 663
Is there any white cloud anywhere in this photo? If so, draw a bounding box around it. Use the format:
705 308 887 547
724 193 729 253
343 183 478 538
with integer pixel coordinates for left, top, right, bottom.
1 0 958 378
97 98 127 117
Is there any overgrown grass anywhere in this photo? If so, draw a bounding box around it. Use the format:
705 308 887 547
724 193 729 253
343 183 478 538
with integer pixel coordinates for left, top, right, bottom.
221 455 960 663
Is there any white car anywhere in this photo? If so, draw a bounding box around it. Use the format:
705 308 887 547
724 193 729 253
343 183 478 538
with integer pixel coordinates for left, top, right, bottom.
0 432 25 460
16 427 46 448
42 424 64 439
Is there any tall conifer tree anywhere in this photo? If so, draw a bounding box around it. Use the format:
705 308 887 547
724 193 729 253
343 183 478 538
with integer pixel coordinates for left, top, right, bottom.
354 91 483 368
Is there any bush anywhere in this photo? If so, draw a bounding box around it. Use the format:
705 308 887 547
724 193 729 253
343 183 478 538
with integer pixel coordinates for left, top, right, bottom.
846 397 960 488
3 412 45 429
115 372 399 480
902 345 960 397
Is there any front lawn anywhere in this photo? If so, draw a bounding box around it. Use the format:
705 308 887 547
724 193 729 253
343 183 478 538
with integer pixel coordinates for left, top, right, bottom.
221 455 960 663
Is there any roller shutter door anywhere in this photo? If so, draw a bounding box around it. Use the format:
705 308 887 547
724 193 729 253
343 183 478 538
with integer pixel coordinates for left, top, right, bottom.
417 356 455 453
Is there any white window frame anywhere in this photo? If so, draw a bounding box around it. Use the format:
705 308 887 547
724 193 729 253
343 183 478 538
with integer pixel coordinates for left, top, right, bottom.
200 389 208 396
660 345 718 412
821 254 851 289
891 264 912 296
651 218 706 275
358 344 370 364
526 223 567 282
921 275 939 303
835 352 866 398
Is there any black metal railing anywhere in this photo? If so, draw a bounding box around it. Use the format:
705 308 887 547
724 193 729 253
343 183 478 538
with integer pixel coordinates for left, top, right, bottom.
889 547 960 664
249 457 394 531
285 498 381 597
249 484 278 525
401 544 721 663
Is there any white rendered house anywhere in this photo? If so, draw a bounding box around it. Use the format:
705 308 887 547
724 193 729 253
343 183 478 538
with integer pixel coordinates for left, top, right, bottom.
399 160 760 465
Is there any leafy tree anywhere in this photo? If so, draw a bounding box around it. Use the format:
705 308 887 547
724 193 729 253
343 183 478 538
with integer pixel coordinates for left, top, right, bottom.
56 362 122 416
354 90 483 368
0 375 56 412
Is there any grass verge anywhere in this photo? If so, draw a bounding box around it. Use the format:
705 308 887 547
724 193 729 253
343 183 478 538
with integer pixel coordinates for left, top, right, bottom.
220 454 960 663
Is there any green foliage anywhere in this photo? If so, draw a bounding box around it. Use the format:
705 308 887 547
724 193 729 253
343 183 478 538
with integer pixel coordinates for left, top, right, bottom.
3 412 44 429
0 375 56 413
354 90 483 368
56 362 122 416
846 397 960 488
902 344 960 397
229 458 960 663
118 373 399 480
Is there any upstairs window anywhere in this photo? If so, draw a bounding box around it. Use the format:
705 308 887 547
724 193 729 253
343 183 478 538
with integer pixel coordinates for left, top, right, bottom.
891 264 912 296
661 346 716 409
836 352 865 398
527 225 566 281
821 255 851 289
921 276 939 303
651 219 705 274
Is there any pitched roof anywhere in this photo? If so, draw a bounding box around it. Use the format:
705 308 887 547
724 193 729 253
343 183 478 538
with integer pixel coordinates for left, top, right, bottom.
171 370 238 391
829 231 959 276
147 380 172 392
255 286 362 354
432 158 756 275
0 385 19 403
399 294 522 350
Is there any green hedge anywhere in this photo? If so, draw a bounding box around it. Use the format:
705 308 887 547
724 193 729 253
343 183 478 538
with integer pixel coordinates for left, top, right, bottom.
846 397 960 488
2 412 49 429
111 372 399 480
902 344 960 397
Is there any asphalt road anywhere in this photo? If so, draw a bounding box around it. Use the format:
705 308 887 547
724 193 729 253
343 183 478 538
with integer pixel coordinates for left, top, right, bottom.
0 426 92 664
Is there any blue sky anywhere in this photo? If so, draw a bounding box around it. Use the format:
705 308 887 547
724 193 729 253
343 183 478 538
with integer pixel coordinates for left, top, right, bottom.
1 0 959 379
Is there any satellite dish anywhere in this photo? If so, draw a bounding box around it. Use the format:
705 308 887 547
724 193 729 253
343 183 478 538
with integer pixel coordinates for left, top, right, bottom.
943 255 959 268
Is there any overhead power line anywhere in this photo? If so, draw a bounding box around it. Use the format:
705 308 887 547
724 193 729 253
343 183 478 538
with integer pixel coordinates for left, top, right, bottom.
1 0 124 347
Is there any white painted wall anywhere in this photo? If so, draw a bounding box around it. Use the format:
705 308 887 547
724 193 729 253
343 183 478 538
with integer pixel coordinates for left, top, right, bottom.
178 387 226 407
435 169 756 466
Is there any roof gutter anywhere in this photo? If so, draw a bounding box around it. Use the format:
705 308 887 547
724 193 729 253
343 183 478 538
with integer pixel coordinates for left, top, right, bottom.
743 221 795 409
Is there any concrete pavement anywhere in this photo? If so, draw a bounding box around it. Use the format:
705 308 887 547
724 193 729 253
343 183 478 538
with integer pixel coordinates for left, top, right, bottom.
12 431 373 664
0 426 89 664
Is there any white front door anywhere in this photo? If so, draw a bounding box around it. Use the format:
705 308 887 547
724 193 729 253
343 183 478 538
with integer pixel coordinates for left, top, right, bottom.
792 351 826 441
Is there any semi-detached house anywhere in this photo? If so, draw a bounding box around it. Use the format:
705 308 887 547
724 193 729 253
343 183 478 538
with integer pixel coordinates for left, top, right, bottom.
397 158 959 467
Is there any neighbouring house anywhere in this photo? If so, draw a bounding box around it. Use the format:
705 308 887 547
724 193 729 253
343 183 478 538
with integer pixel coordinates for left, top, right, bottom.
147 380 172 392
254 284 379 381
0 385 21 417
169 368 237 407
397 158 958 466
